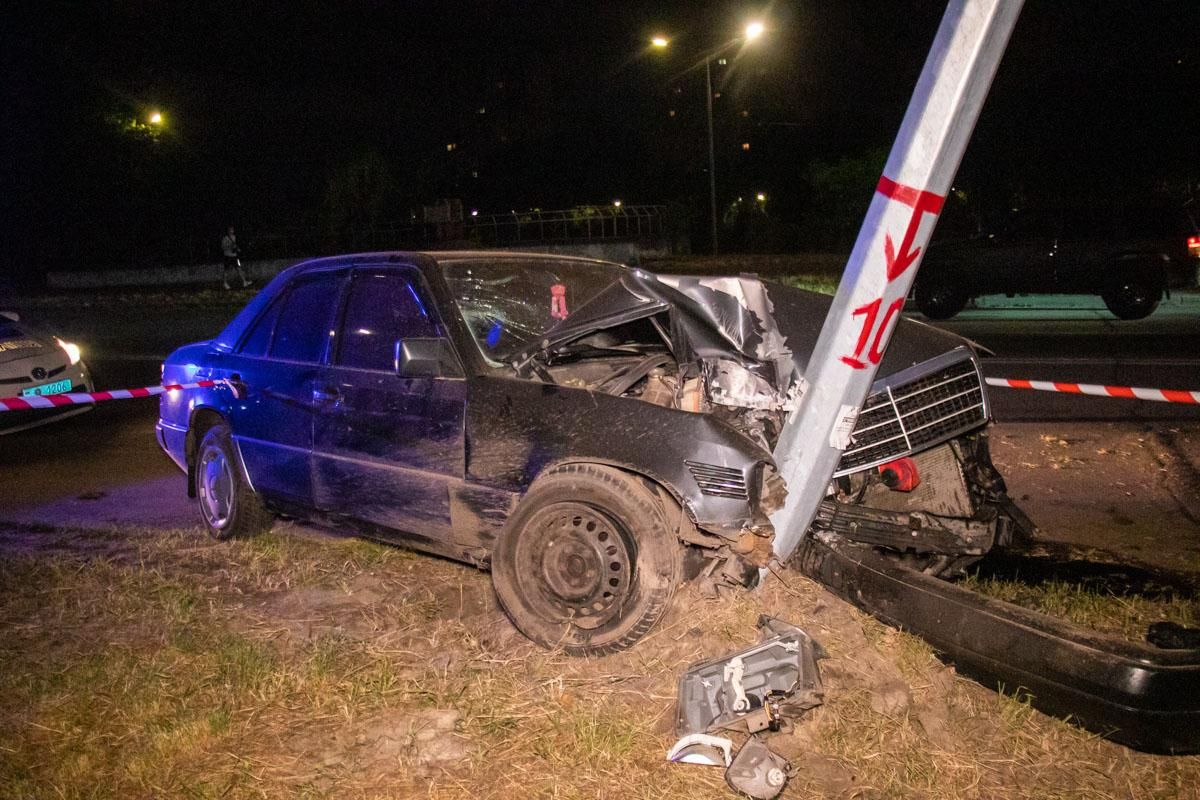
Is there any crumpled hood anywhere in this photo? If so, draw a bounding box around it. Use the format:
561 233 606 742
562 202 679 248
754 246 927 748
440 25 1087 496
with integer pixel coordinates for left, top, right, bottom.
514 270 972 392
762 281 972 377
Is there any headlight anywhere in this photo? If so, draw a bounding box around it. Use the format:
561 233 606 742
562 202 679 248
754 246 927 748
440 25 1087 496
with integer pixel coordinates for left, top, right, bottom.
55 337 81 365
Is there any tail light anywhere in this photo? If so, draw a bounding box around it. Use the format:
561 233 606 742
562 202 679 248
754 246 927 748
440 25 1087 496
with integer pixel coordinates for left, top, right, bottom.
1187 235 1200 259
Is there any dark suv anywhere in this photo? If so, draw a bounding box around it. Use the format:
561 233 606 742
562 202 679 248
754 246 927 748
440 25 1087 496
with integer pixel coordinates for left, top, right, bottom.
913 200 1199 319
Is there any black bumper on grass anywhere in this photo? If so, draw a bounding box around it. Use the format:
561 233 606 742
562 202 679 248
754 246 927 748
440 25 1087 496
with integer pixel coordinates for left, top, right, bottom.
794 538 1200 754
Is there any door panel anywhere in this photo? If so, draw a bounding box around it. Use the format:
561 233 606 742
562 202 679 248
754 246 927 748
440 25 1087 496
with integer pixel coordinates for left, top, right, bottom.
227 271 344 506
312 268 466 540
312 370 465 536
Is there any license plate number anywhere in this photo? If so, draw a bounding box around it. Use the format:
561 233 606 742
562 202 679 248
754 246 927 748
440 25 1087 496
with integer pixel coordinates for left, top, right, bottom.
21 378 73 397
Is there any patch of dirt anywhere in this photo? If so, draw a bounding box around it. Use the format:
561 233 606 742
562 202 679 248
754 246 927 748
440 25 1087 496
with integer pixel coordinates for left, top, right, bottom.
991 422 1200 573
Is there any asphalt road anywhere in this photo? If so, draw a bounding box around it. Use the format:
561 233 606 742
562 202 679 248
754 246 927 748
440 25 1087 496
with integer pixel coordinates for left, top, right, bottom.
912 294 1200 420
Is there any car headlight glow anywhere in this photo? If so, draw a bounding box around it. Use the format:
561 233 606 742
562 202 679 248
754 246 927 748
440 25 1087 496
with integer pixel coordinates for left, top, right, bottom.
55 337 81 365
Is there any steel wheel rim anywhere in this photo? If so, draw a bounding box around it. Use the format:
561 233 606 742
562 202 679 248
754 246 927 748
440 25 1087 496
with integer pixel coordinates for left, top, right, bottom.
198 446 235 530
515 502 635 629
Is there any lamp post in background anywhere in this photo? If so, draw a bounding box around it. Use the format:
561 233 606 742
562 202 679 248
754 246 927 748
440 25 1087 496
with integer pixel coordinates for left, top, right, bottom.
652 21 765 254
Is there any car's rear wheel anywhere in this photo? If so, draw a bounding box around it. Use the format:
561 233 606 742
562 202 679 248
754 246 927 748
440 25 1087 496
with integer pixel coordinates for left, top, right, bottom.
491 463 683 655
1102 271 1161 320
194 423 273 540
914 274 969 319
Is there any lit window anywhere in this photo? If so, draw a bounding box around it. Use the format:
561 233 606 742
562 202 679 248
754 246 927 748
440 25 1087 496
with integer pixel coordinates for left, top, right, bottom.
446 143 457 152
741 142 751 151
718 58 728 66
668 109 676 118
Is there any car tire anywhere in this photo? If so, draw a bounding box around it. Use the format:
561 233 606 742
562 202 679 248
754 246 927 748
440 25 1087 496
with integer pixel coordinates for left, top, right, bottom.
194 423 273 540
491 463 683 656
1102 272 1160 320
914 275 969 320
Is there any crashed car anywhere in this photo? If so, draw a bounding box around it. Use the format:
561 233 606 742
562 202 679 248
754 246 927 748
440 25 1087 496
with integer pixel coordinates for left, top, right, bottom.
157 251 1018 653
0 311 93 435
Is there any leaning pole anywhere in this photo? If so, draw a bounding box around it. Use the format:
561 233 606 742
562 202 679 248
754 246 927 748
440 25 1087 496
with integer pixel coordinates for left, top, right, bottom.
770 0 1025 561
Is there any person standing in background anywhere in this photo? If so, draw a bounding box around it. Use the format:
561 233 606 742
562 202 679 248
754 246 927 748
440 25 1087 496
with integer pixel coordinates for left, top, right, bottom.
221 226 250 290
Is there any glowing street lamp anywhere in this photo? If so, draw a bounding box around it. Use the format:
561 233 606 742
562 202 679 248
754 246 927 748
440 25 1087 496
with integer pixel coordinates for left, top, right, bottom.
756 192 766 202
148 110 163 125
613 199 622 208
652 24 767 253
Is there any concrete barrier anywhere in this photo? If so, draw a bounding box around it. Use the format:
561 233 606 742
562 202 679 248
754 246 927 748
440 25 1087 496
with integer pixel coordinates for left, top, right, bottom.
45 242 672 289
46 258 307 290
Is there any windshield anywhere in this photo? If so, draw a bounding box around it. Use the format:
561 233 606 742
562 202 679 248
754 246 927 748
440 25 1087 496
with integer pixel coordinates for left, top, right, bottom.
440 257 627 362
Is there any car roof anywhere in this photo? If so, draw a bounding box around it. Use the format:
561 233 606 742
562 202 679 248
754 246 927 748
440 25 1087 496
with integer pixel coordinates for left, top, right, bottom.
211 250 632 353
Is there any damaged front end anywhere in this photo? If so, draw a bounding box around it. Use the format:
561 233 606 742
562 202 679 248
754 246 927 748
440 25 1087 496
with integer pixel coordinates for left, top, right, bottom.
498 267 1200 753
504 271 1024 588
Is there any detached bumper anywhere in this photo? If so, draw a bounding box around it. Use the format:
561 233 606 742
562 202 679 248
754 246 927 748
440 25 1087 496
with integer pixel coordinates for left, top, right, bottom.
794 538 1200 754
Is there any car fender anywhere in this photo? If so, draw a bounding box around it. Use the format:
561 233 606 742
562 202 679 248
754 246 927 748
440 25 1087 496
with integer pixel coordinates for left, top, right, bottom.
465 376 770 534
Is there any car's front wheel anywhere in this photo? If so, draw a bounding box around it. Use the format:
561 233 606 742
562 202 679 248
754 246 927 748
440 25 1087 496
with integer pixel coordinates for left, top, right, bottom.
1102 271 1161 320
491 463 683 655
194 423 273 540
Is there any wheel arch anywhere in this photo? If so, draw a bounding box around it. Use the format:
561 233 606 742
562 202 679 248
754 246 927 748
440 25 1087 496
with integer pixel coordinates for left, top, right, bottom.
522 457 720 550
1112 252 1169 290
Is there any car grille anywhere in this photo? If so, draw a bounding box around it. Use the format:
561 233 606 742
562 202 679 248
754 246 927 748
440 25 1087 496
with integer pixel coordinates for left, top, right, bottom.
835 355 987 476
0 363 68 385
685 460 749 500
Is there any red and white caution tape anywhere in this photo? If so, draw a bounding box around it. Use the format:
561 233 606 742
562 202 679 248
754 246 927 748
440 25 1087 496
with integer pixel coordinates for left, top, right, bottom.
0 380 225 412
985 377 1200 405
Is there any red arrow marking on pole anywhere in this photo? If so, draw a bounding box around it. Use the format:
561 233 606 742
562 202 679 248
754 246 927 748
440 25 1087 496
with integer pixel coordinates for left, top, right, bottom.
876 176 945 282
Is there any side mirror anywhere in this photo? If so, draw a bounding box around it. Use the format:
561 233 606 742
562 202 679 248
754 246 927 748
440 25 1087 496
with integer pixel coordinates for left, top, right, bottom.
394 337 461 378
0 311 19 322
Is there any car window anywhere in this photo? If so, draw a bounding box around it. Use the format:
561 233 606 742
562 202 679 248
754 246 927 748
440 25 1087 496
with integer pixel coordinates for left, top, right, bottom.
440 257 625 361
336 271 439 371
269 272 344 363
238 295 284 357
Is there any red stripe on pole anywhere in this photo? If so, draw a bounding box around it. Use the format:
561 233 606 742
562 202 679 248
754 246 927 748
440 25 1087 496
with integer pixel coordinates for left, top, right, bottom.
1010 379 1033 389
1162 389 1199 404
1105 385 1136 399
1053 382 1082 394
876 175 946 213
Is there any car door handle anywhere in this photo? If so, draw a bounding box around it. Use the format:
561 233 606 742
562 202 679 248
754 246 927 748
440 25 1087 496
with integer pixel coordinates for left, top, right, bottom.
312 386 340 406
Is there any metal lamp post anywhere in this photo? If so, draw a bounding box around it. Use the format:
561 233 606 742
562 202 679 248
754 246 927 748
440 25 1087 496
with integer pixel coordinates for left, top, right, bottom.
652 21 765 255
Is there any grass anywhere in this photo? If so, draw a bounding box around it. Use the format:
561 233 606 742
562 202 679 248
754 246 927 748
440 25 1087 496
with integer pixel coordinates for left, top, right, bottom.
771 273 839 295
1 522 1198 798
960 574 1200 642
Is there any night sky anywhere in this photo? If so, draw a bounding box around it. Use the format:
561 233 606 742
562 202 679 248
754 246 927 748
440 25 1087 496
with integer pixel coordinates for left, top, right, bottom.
2 1 1197 278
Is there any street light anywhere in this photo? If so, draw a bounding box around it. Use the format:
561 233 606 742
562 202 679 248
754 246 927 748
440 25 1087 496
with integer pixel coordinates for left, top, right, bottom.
148 110 163 125
651 24 766 254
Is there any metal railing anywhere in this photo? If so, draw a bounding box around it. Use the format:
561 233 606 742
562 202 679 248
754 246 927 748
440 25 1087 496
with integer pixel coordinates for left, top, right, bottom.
170 205 669 266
